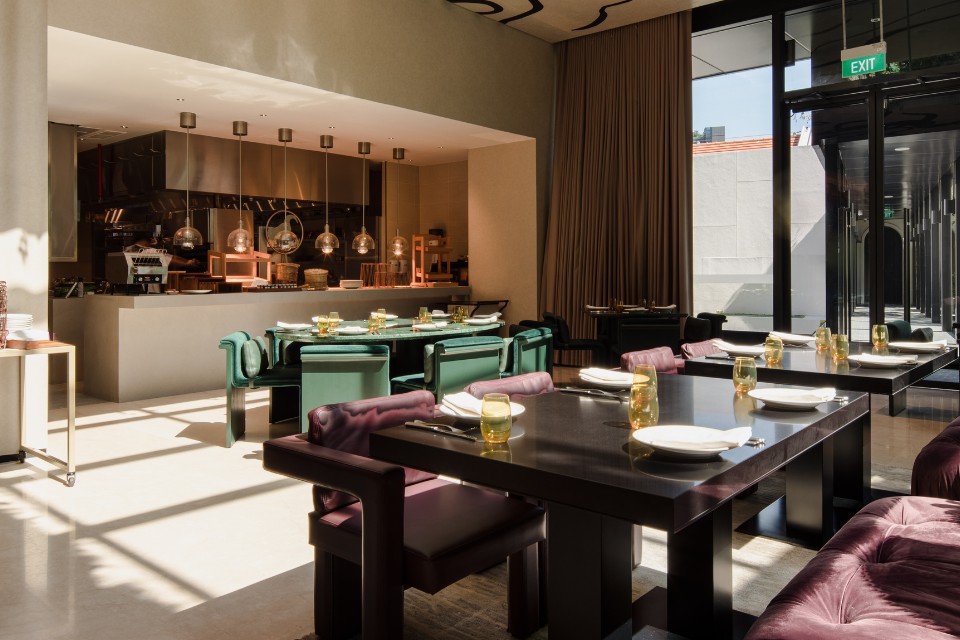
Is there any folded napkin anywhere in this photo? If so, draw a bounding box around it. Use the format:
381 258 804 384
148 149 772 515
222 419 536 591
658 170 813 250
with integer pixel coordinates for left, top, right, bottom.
769 331 815 343
853 353 918 364
652 304 677 311
763 387 836 403
579 368 633 384
585 304 609 311
434 321 449 327
277 321 312 329
888 340 949 350
335 326 368 334
442 392 484 416
431 310 450 317
712 339 766 355
465 317 497 325
646 426 752 452
472 312 502 319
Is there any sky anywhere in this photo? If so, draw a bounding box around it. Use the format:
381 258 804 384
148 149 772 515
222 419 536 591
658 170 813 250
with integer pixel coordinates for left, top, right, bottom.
693 59 812 140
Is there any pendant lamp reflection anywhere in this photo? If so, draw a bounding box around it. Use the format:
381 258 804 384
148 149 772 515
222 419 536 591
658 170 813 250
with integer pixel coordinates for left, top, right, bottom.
226 120 252 253
266 128 302 257
352 141 375 255
314 134 340 255
173 112 204 250
390 147 408 257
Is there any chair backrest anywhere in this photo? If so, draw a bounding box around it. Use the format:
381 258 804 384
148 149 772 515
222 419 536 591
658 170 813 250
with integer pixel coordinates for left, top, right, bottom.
219 330 262 386
696 312 727 339
619 346 678 375
423 336 504 402
507 327 553 376
683 316 712 342
464 371 555 399
306 390 438 514
300 344 392 433
886 320 912 341
542 312 572 345
681 339 721 359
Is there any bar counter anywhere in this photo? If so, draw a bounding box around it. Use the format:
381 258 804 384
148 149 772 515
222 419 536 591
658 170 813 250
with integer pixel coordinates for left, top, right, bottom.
52 286 471 402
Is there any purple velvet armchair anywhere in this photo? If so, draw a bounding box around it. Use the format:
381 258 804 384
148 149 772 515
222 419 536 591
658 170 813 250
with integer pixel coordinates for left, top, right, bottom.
262 390 545 639
619 346 681 374
465 371 555 399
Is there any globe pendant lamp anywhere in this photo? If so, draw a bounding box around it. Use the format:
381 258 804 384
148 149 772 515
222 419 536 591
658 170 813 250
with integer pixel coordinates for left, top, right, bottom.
352 141 375 255
314 134 339 254
173 112 203 250
226 120 252 253
390 147 408 257
269 128 300 255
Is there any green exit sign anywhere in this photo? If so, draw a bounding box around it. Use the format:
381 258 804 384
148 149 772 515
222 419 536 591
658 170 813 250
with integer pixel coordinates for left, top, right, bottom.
841 42 887 79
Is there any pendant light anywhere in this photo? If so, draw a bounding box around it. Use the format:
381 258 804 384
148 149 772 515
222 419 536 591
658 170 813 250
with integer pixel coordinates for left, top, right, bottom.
268 128 300 254
314 134 340 254
226 120 252 253
390 147 408 257
352 141 375 255
173 112 203 250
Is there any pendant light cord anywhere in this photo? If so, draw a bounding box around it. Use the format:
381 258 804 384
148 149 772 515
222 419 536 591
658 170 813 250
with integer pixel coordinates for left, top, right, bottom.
185 127 190 226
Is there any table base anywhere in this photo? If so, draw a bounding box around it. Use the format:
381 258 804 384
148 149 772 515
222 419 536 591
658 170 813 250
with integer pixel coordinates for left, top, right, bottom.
632 588 756 640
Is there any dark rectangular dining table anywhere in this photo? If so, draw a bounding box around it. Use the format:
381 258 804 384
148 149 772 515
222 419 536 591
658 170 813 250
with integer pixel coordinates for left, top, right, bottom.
370 375 870 640
684 342 957 416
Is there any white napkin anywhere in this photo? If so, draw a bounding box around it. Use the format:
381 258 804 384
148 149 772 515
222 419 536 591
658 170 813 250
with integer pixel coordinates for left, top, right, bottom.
712 339 766 356
277 321 312 329
472 312 503 319
767 388 836 403
853 353 918 365
335 326 368 334
646 426 752 452
465 317 497 325
585 304 609 311
442 392 484 416
888 340 949 351
431 310 450 317
769 331 815 343
579 368 633 384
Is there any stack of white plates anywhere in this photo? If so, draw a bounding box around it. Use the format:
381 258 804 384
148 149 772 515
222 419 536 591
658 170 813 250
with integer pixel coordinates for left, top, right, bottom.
4 313 32 330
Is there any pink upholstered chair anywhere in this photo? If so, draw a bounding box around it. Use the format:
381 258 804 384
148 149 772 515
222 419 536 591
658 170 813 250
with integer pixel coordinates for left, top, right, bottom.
912 418 960 499
465 371 555 399
681 339 721 360
619 346 681 375
262 390 544 639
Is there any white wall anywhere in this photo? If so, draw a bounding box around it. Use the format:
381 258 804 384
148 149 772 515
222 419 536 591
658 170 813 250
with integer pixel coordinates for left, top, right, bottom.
693 145 826 332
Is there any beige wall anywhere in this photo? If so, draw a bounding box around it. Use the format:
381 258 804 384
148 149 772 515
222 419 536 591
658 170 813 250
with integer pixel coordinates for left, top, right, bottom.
419 162 469 262
382 161 420 278
468 141 538 327
1 1 50 456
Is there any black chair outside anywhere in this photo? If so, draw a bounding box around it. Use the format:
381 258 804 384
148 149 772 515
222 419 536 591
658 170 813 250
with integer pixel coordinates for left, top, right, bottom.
696 312 727 339
541 312 604 367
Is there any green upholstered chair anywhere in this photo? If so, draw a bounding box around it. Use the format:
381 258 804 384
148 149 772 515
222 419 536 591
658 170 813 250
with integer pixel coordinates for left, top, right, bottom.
299 344 391 433
885 320 913 341
391 336 505 402
501 327 553 377
220 331 302 448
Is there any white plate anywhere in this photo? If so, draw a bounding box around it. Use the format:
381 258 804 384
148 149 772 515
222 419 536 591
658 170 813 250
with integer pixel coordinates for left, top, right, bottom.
887 341 949 353
722 346 765 357
333 326 369 335
769 331 816 346
632 425 752 460
464 317 498 325
438 403 526 423
747 388 834 411
276 322 313 330
384 314 399 320
578 373 633 390
431 312 451 318
181 289 212 295
847 354 917 368
413 323 443 331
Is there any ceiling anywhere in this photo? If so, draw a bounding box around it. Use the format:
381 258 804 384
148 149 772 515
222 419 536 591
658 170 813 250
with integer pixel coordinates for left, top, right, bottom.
47 27 529 166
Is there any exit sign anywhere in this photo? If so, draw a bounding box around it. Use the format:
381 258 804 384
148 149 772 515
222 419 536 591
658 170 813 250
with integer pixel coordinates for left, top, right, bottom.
841 42 887 78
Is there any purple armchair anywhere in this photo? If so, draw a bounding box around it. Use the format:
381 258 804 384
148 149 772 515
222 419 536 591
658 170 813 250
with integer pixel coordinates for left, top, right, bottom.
912 417 960 500
262 390 544 639
681 339 721 360
465 371 555 399
619 346 681 375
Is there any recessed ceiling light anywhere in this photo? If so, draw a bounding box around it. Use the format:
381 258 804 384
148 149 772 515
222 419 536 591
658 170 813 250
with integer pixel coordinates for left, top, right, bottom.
259 113 268 117
120 125 129 129
894 146 910 151
437 146 444 149
176 98 184 102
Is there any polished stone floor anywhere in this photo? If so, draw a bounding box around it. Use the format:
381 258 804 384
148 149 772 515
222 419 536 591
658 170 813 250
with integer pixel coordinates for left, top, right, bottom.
1 382 956 639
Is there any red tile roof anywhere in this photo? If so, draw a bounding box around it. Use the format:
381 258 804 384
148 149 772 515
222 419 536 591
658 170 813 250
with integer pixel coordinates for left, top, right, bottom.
692 135 800 154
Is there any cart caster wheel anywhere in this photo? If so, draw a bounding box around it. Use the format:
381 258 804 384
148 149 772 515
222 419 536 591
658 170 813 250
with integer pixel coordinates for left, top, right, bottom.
17 450 26 463
66 473 76 487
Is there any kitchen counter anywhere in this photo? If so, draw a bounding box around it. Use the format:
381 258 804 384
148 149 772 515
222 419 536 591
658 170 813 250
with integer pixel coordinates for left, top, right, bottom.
54 286 472 402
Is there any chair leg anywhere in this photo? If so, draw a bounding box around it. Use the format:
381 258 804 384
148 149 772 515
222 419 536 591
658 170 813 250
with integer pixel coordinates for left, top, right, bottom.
225 383 245 448
269 385 299 424
314 550 361 640
507 544 541 638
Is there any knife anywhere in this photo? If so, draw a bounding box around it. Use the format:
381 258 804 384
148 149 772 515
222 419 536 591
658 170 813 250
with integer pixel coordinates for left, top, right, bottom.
558 387 626 402
404 422 480 442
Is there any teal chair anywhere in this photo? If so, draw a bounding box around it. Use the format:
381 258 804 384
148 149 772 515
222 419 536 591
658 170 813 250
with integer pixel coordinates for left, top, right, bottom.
501 327 553 377
391 336 505 402
299 344 391 433
219 331 302 448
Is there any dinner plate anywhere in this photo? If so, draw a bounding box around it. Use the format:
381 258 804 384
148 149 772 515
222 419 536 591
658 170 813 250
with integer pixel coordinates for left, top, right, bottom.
333 326 369 335
181 289 212 295
438 403 526 423
413 323 443 331
277 322 312 330
747 388 834 410
769 331 816 346
887 341 949 353
464 318 498 325
631 425 752 460
431 312 451 318
847 354 917 368
578 373 633 390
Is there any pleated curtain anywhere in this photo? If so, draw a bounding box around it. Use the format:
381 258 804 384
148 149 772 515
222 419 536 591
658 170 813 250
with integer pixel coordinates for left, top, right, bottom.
541 12 693 353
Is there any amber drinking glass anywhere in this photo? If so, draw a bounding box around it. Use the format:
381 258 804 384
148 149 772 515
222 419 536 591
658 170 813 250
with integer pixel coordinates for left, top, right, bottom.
732 356 758 394
480 393 512 444
871 324 889 350
629 364 659 429
418 307 431 324
832 334 849 362
327 311 340 330
764 335 783 366
315 315 329 335
815 326 832 352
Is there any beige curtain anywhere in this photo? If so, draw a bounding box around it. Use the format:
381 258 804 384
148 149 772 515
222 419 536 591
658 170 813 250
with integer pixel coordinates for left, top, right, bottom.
541 12 692 347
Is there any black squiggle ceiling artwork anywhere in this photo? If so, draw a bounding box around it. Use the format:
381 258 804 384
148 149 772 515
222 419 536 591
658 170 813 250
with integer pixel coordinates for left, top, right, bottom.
447 0 720 43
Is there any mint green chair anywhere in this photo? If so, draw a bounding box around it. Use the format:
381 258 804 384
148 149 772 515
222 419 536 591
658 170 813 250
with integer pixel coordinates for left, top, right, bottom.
391 336 505 402
501 327 553 377
299 344 391 433
220 331 302 448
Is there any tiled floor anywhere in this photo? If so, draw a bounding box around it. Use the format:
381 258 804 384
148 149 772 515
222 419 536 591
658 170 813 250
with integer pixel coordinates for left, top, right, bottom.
0 381 956 639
